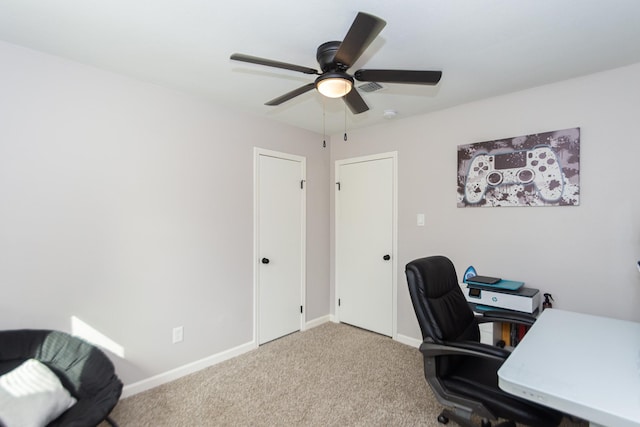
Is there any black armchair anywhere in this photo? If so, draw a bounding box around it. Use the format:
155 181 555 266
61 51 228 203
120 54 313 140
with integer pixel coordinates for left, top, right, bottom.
405 255 562 427
0 329 122 427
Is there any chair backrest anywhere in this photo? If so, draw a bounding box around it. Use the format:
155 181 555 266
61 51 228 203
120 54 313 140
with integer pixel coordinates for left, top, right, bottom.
406 256 480 377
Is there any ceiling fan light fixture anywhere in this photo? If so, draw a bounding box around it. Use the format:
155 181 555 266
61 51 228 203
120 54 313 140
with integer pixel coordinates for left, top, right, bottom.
315 72 354 98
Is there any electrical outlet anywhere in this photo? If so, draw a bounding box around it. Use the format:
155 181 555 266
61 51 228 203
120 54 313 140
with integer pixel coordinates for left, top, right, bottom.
172 326 183 344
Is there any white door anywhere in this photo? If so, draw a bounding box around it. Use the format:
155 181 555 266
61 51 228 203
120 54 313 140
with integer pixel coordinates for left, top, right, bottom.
335 153 396 337
255 149 305 345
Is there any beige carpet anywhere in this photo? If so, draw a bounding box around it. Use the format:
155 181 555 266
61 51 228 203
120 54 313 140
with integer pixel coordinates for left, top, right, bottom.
103 322 586 426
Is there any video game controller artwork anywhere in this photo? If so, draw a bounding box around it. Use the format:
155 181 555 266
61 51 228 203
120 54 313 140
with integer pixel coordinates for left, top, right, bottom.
457 128 580 207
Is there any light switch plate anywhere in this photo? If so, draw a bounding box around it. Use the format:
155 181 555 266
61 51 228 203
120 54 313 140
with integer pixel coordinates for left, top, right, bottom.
417 213 425 226
172 326 184 343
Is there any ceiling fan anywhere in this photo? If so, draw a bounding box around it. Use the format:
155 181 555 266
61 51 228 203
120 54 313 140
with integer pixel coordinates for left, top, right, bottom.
230 11 442 114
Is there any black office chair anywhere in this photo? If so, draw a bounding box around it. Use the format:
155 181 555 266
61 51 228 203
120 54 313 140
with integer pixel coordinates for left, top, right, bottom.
406 256 563 427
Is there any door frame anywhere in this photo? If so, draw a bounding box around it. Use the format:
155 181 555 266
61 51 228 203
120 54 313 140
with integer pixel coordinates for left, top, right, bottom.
253 147 306 346
334 151 398 339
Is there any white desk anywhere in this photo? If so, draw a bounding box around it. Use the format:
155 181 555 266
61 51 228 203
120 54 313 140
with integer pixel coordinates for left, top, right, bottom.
498 309 640 427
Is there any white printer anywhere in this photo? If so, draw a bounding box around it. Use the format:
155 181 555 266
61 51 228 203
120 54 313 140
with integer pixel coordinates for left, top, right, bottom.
463 283 541 314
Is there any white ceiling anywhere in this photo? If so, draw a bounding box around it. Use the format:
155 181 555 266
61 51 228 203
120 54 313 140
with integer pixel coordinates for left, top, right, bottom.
1 0 640 135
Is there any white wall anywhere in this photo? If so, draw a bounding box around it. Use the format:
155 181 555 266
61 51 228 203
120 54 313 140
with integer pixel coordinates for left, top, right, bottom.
330 62 640 340
0 41 330 385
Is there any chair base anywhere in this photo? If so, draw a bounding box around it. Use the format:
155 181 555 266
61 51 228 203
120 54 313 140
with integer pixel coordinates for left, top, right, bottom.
436 408 516 427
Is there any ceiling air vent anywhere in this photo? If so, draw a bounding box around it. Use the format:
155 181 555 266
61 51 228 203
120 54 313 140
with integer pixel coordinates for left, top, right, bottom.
357 82 384 93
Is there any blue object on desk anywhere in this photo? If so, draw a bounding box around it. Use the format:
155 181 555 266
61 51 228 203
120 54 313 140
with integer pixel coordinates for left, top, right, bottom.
466 279 525 291
463 266 477 282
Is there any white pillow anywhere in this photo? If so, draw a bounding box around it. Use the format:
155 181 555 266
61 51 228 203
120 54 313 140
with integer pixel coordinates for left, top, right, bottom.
0 358 77 427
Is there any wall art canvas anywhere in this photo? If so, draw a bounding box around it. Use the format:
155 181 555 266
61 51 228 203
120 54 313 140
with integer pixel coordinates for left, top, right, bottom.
457 128 580 207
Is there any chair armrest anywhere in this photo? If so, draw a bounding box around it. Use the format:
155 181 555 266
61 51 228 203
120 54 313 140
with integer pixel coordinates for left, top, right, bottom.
477 310 536 326
419 338 510 362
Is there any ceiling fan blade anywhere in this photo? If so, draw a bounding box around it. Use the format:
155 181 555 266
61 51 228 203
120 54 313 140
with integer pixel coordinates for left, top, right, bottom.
230 53 319 75
343 89 369 114
354 69 442 85
265 83 316 106
333 12 386 68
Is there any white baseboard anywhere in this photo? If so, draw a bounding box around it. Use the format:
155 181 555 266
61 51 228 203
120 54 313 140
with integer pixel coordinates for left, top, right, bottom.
395 333 421 348
121 340 257 398
305 315 331 329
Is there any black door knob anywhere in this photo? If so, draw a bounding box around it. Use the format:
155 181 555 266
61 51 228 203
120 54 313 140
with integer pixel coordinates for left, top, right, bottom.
383 254 391 261
261 258 270 264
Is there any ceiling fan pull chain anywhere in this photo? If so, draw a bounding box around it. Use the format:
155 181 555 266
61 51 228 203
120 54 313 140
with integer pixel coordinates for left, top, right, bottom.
322 98 327 148
344 102 348 142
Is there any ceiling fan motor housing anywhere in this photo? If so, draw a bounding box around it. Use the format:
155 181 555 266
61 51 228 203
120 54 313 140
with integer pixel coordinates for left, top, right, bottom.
316 41 346 72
